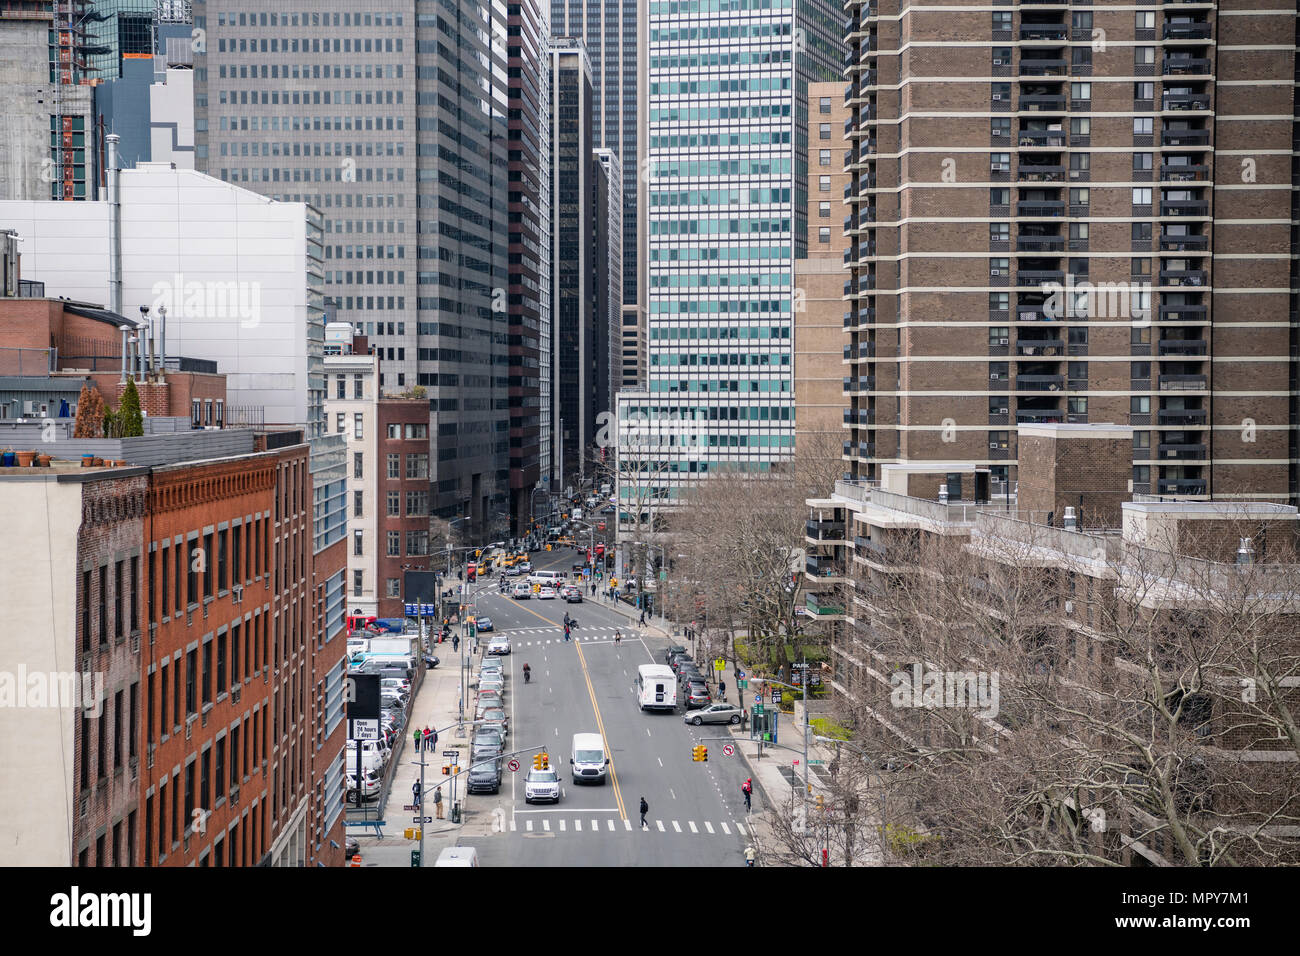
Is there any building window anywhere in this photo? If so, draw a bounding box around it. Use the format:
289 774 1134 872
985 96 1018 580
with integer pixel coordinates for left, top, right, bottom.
819 96 831 114
405 530 430 556
404 423 427 439
191 399 202 429
336 412 346 434
406 490 429 516
354 413 363 440
818 201 830 218
353 569 364 597
353 374 363 399
353 530 364 556
386 532 400 557
204 400 213 426
387 423 400 439
405 454 428 479
818 176 830 193
1132 188 1152 206
818 149 831 167
387 491 400 516
215 401 224 428
817 227 831 244
335 377 345 399
818 122 830 140
386 578 401 598
387 454 400 479
354 490 363 517
1131 396 1151 414
353 452 363 479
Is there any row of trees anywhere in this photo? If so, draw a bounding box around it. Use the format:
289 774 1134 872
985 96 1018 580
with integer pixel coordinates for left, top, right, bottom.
72 381 144 439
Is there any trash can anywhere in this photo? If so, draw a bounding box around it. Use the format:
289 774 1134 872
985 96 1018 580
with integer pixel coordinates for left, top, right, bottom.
451 802 462 824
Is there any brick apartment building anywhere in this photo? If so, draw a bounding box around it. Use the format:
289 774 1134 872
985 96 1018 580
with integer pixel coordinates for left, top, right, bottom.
841 1 1299 503
795 82 854 457
376 397 436 619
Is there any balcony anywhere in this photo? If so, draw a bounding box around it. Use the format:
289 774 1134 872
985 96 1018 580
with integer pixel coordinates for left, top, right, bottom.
806 519 846 541
1016 200 1065 217
1019 57 1067 77
1020 25 1068 41
1159 163 1208 182
1163 92 1211 111
1159 233 1208 251
1016 338 1064 356
1018 163 1065 183
1159 374 1207 390
1164 57 1211 75
1016 374 1064 391
1158 478 1208 495
1163 22 1212 40
843 376 876 393
1158 408 1207 425
843 408 876 426
843 307 876 328
805 594 846 617
1158 304 1207 321
1018 130 1066 148
1158 442 1207 460
1158 269 1207 287
1157 338 1207 356
1160 199 1209 216
1016 304 1062 322
1161 128 1210 147
1016 410 1065 424
1016 269 1065 286
1019 93 1068 112
805 555 847 580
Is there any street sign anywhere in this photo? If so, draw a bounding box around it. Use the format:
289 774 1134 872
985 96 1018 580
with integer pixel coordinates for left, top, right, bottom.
349 718 379 740
507 759 520 772
714 658 726 671
753 694 761 704
771 691 781 704
402 804 419 811
722 744 735 757
442 750 459 758
809 759 826 765
737 680 748 690
754 703 764 715
413 816 433 824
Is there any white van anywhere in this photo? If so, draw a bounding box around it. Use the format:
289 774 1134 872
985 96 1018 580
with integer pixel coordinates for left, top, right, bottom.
434 846 480 867
570 732 609 785
636 664 678 712
528 570 566 586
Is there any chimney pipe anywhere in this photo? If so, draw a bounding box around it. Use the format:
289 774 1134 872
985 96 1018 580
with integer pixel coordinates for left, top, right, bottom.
1063 506 1077 530
158 305 167 374
119 325 130 384
141 306 155 376
106 134 122 316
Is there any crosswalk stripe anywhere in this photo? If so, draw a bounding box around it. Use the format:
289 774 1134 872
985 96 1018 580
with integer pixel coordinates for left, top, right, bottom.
720 822 730 835
592 819 600 832
542 820 550 831
624 819 633 831
574 820 581 831
560 819 566 831
735 823 746 836
672 821 682 833
526 819 534 832
704 822 714 834
656 820 665 832
510 820 517 831
608 820 616 831
689 821 698 834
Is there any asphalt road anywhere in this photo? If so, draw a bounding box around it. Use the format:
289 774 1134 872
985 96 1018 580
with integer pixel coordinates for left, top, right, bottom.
457 548 754 866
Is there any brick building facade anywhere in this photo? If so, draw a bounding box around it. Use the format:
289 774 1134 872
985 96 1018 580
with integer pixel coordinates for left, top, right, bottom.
376 397 435 618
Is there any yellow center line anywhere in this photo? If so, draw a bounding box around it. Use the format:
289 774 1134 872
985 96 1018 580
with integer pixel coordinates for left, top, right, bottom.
505 596 626 820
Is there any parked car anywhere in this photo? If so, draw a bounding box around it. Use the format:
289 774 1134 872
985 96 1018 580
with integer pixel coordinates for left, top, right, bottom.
512 583 531 599
683 680 712 709
479 707 509 738
537 586 556 600
663 644 687 665
478 676 505 696
466 755 503 794
346 766 383 804
475 616 494 632
684 702 743 726
524 766 561 804
472 727 505 752
487 636 511 655
669 652 695 675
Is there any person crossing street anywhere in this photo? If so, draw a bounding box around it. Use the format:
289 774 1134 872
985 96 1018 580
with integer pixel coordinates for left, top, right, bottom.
742 778 752 811
639 796 649 830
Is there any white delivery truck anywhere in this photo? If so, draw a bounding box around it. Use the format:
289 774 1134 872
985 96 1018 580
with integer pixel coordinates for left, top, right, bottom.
635 664 678 712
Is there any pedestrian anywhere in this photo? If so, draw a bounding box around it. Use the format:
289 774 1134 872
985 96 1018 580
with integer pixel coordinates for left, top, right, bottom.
742 778 752 811
429 727 438 752
563 623 571 642
640 796 649 830
452 634 460 653
457 568 463 581
413 728 422 753
718 679 726 700
434 786 444 819
639 609 647 626
413 780 422 806
744 844 756 867
423 726 432 752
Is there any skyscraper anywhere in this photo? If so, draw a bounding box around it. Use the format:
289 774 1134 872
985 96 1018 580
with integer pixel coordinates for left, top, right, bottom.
192 0 512 531
631 0 842 504
840 1 1299 503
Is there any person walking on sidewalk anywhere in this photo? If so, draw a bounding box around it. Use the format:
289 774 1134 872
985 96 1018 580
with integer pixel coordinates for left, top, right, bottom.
744 845 756 867
742 778 752 811
640 796 649 830
423 726 433 753
639 608 647 626
413 728 422 754
434 787 444 820
718 679 727 701
452 634 460 653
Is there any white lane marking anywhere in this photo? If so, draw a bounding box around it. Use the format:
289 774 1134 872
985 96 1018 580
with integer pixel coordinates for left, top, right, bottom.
672 820 682 833
670 788 676 800
526 819 534 831
624 819 633 831
543 820 550 831
656 820 665 832
657 757 663 767
689 821 699 834
704 822 714 834
510 820 517 831
720 822 730 835
646 728 652 737
607 820 616 831
560 819 567 831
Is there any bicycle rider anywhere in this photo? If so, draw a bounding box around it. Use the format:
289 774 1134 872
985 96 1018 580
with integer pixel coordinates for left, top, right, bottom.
523 662 531 684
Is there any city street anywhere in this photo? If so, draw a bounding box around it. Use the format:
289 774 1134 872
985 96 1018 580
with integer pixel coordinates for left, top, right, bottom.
449 547 755 866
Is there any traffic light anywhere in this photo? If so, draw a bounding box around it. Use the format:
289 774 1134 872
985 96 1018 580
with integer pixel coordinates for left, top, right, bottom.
442 764 451 775
692 745 708 762
533 754 543 771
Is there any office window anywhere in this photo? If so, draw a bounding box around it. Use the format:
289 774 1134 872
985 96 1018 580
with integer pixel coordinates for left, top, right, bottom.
1132 188 1152 205
353 530 364 556
336 412 346 434
353 374 363 399
354 452 363 479
818 122 830 140
335 377 345 399
387 454 400 479
819 96 831 114
387 491 400 516
354 413 364 440
1133 117 1153 135
387 424 400 439
387 532 400 557
386 578 401 598
353 569 364 597
818 227 831 243
818 201 830 218
818 176 830 192
818 149 831 167
354 491 363 517
405 454 428 479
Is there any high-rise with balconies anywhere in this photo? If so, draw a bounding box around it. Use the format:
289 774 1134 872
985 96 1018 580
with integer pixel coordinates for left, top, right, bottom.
841 0 1299 504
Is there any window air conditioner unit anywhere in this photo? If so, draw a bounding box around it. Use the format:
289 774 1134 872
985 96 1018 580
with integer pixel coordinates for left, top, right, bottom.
232 584 243 605
991 269 1002 276
990 442 1000 449
992 93 1003 100
993 58 1004 66
999 337 1010 345
990 373 1001 380
997 407 1009 414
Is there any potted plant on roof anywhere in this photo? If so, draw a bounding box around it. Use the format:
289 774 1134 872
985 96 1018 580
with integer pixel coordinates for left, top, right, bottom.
15 449 36 467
